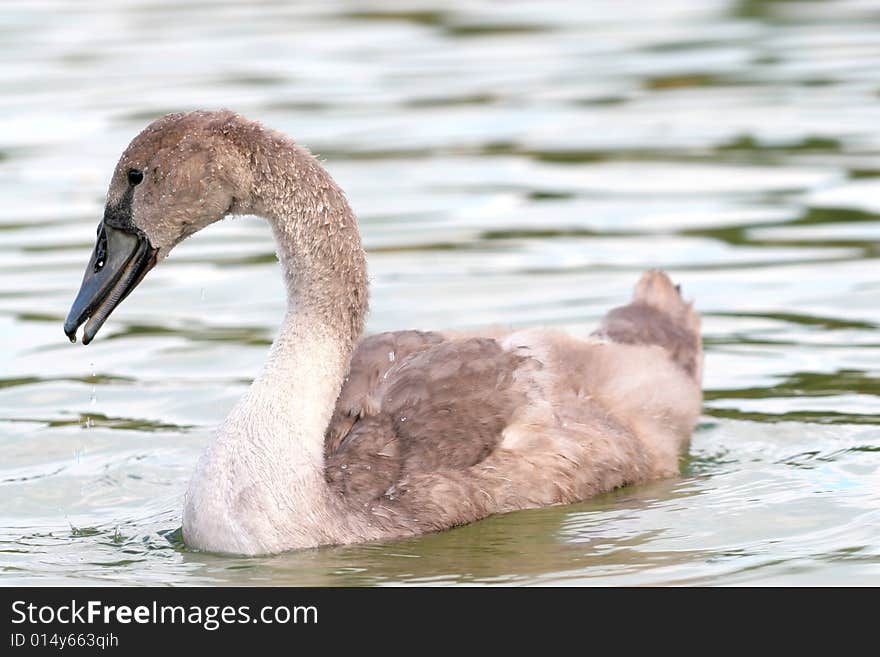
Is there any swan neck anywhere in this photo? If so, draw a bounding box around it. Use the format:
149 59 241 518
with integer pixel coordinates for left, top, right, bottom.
246 132 368 352
241 132 368 533
183 128 369 553
245 132 368 465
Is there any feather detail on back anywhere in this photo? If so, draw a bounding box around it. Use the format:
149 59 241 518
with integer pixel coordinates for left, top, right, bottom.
593 269 702 379
322 269 702 536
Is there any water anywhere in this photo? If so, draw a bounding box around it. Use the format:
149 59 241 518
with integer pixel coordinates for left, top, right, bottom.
1 0 879 586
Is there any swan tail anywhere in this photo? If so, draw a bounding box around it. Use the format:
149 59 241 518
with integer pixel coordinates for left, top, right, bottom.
593 269 702 380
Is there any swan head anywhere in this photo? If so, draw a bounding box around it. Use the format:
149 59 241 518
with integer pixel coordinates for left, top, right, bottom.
64 110 253 344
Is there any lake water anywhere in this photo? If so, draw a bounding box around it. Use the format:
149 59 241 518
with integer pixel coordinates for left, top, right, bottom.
1 0 879 585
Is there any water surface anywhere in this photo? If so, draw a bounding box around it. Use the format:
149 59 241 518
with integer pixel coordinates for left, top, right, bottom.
1 0 879 585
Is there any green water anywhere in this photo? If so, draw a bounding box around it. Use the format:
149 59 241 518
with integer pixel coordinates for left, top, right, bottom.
1 0 878 585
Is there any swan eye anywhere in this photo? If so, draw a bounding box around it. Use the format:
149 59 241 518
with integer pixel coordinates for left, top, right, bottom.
127 168 144 186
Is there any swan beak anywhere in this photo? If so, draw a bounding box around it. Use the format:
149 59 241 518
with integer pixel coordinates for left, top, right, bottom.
64 222 158 345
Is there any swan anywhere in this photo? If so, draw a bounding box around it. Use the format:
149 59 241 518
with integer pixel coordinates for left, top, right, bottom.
63 110 703 556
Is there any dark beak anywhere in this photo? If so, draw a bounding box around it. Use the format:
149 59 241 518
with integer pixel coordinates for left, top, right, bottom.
64 222 158 345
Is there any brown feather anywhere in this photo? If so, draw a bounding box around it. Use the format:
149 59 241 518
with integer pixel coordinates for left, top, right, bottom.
321 270 702 538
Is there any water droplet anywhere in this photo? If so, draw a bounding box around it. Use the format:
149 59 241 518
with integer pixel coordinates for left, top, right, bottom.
388 351 396 363
89 362 97 405
340 464 348 470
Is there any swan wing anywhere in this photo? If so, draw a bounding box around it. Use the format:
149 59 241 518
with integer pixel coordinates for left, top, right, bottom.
325 335 529 504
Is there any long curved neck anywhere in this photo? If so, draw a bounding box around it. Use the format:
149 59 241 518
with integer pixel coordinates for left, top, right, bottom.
249 135 368 350
248 134 368 470
183 129 368 555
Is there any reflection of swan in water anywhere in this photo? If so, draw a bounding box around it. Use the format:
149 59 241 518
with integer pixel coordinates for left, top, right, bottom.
64 110 703 556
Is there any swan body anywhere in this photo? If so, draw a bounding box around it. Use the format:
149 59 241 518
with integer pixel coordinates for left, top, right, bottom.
64 110 702 555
